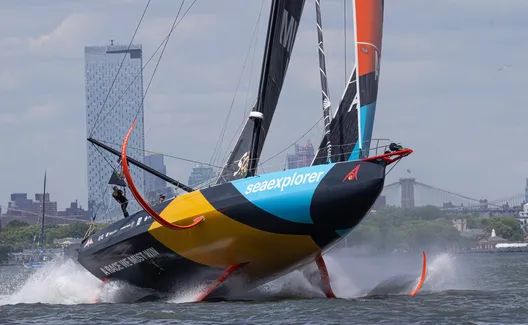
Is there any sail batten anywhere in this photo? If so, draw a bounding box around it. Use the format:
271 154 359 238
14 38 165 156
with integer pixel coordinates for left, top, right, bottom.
312 65 359 166
315 0 333 164
216 0 306 184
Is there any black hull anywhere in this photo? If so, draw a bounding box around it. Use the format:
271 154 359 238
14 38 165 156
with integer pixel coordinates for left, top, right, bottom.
78 159 386 297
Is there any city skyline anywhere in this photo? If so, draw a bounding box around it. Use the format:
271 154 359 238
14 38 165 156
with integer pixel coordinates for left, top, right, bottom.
0 190 91 229
188 164 216 188
84 43 146 219
286 140 315 170
0 1 526 210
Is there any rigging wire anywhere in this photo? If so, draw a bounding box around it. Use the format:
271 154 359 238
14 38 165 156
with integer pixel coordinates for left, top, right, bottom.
133 0 188 123
219 3 266 168
90 0 197 135
91 143 121 174
209 0 265 168
89 0 152 138
344 0 347 83
258 116 323 166
260 1 354 170
89 144 123 221
95 139 225 169
89 0 198 221
244 1 264 119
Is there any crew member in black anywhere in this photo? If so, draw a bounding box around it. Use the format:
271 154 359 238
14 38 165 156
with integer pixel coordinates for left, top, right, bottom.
389 142 404 152
158 194 166 203
112 186 129 218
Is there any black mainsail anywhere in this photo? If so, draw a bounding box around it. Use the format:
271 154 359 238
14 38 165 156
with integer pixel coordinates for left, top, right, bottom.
216 0 306 184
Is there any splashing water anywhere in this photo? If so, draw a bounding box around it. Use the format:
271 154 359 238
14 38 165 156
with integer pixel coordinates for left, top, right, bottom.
0 258 169 305
0 250 465 305
420 252 464 293
350 251 464 298
0 258 102 305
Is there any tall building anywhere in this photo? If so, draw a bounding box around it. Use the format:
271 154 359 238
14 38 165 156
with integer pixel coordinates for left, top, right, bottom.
525 178 528 204
286 140 315 169
144 154 174 201
8 193 33 211
33 192 58 217
5 192 57 220
144 154 167 193
84 42 146 219
188 164 215 188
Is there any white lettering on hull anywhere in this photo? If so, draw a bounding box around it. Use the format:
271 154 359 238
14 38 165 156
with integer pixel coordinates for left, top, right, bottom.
99 247 160 276
245 171 325 194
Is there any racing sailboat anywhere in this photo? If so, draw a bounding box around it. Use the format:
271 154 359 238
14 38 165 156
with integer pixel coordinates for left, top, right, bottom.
78 0 414 301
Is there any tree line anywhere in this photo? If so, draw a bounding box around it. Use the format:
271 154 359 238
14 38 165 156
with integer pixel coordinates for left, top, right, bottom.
1 206 524 261
344 206 524 253
0 220 108 262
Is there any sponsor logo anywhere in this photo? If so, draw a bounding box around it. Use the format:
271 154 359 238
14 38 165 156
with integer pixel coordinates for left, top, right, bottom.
279 8 298 54
83 237 94 248
342 165 360 182
119 221 135 231
105 230 117 238
234 151 249 177
348 93 359 113
245 171 325 195
97 234 105 241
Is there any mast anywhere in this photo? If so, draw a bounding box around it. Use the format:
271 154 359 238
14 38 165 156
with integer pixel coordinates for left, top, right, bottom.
311 67 358 166
246 111 264 177
216 0 306 183
311 0 384 165
246 0 280 177
40 171 46 254
314 0 333 164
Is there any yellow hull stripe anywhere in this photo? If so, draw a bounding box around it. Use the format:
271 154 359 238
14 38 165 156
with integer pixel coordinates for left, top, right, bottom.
148 190 320 274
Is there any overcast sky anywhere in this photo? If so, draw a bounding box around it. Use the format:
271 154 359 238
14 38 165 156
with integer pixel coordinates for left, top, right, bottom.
0 0 526 211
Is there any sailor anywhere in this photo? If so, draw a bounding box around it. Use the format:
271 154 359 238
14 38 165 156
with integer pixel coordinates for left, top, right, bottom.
158 194 166 203
389 143 404 152
112 186 129 218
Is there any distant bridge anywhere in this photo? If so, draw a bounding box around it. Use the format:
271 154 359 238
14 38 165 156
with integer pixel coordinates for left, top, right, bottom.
380 177 527 216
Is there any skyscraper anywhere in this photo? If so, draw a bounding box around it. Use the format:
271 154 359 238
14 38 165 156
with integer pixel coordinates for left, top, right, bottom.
188 164 216 188
144 154 167 193
84 42 145 219
144 154 174 202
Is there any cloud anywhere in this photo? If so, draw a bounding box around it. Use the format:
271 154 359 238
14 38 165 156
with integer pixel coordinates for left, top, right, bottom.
0 0 527 213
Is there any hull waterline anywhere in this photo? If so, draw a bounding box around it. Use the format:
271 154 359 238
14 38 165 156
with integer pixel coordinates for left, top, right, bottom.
78 159 386 298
